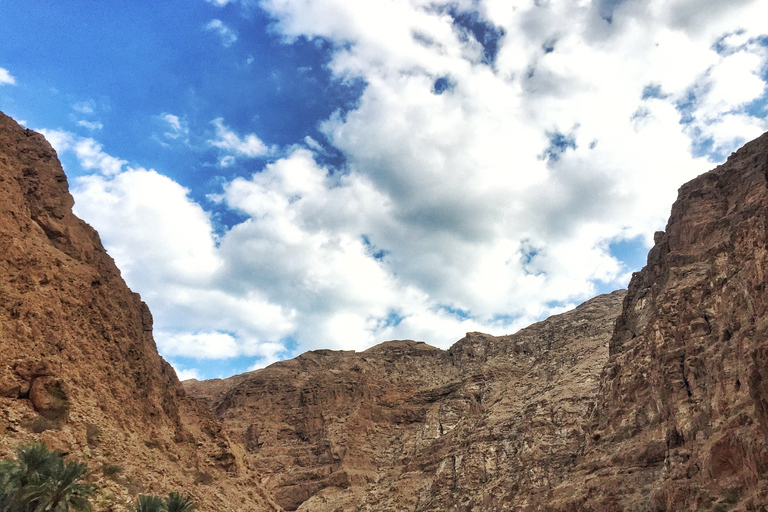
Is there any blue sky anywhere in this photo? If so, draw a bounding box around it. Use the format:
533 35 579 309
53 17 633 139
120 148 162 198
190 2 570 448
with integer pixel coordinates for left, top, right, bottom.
1 0 767 380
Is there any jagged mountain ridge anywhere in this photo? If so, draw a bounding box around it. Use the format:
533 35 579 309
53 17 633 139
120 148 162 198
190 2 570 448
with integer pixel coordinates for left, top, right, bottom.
187 130 768 511
0 112 281 512
1 109 768 512
549 130 768 511
184 290 627 511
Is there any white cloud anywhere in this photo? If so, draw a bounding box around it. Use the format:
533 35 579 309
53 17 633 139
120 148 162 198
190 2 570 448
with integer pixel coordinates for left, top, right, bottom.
38 130 126 175
73 139 127 176
38 129 75 154
72 100 96 114
158 331 239 359
205 0 234 5
205 19 238 47
173 366 201 381
158 113 189 142
208 117 270 165
77 120 103 131
0 68 15 85
46 0 768 373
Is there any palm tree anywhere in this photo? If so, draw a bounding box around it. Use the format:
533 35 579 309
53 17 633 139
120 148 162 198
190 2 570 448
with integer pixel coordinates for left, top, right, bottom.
1 459 18 512
22 457 94 512
164 493 196 512
134 495 164 512
0 443 94 512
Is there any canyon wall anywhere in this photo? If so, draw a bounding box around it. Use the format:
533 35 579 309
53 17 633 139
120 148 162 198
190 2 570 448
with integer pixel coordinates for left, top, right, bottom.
0 112 281 512
4 109 768 512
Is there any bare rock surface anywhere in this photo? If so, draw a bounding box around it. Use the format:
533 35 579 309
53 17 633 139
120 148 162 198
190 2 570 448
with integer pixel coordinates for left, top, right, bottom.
185 291 626 511
188 130 768 511
5 108 768 512
0 112 281 512
549 131 768 511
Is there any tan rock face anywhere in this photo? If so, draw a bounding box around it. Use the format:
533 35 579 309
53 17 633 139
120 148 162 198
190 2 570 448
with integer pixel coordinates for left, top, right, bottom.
186 291 626 511
5 109 768 512
187 131 768 512
549 132 768 511
0 112 281 512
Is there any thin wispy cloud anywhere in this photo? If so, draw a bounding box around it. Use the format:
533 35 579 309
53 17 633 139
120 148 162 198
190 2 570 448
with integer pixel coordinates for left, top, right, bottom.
158 113 190 143
205 19 238 47
77 120 103 130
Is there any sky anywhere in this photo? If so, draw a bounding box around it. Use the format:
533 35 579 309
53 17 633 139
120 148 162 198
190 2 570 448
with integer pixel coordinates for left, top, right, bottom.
1 0 767 380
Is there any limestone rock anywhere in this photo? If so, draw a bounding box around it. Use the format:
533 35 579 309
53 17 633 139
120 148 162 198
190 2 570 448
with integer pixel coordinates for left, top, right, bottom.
548 131 768 511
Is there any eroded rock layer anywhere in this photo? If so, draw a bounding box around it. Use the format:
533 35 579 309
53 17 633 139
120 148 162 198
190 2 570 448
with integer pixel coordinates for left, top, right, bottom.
549 132 768 511
0 112 281 512
5 110 768 512
185 290 626 511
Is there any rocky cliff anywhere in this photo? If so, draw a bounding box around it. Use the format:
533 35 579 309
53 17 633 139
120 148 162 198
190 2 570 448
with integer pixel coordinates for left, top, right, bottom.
187 129 768 512
184 291 626 511
4 108 768 512
0 112 281 512
548 131 768 511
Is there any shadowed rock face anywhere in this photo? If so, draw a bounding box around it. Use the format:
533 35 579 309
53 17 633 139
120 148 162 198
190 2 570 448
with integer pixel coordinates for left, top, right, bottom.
0 112 281 512
185 291 627 511
549 132 768 512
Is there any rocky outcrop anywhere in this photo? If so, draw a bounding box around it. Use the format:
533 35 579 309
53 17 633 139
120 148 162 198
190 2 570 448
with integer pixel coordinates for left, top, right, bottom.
0 112 281 512
5 109 768 512
549 132 768 511
185 290 626 511
187 129 768 512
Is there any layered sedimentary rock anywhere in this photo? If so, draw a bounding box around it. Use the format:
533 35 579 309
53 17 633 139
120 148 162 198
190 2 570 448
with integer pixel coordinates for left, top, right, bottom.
0 112 281 512
185 290 626 511
548 131 768 511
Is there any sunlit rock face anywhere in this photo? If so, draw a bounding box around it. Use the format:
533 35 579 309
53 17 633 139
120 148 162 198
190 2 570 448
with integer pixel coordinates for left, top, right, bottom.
188 130 768 512
4 107 768 512
0 111 281 512
185 291 626 511
550 131 768 511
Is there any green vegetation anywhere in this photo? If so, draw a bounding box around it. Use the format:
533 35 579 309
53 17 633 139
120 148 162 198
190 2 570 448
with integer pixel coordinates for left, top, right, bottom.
0 442 94 512
99 465 122 479
0 444 197 512
134 496 163 512
134 493 196 512
85 425 102 448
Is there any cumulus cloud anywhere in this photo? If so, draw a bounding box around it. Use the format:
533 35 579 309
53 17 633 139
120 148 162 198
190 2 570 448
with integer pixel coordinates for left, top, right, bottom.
205 19 238 47
173 366 201 381
48 0 768 373
0 67 15 85
247 0 767 333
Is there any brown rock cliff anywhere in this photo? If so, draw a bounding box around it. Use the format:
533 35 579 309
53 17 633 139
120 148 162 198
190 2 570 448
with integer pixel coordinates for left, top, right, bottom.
185 290 626 511
0 111 281 512
549 132 768 511
5 108 768 512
